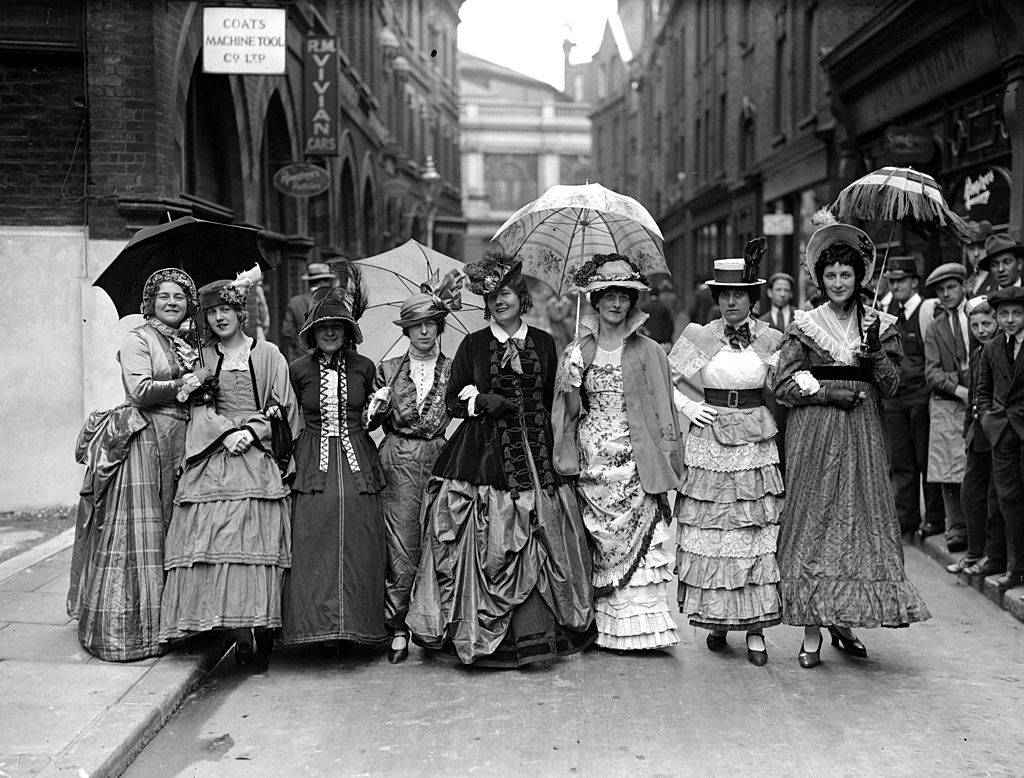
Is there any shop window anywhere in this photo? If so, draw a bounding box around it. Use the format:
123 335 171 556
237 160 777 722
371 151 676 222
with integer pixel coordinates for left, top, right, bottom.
184 61 242 211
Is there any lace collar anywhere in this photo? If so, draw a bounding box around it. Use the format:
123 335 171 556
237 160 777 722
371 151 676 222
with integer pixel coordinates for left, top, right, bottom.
793 305 897 363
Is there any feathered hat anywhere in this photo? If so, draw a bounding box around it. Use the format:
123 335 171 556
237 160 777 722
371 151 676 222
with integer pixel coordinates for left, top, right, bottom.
464 251 522 296
298 259 369 348
572 254 649 292
198 265 262 309
392 268 465 329
804 208 876 291
706 237 767 288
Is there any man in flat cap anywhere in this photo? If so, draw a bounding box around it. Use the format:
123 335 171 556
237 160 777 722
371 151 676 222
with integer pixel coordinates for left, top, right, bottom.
923 262 971 553
978 233 1024 296
884 256 945 539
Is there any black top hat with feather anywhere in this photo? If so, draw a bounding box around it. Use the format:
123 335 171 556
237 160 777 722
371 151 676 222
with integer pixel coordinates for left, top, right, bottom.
705 237 768 288
298 259 369 349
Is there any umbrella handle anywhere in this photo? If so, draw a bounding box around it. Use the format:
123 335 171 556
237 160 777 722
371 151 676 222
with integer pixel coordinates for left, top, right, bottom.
869 221 898 311
574 293 581 339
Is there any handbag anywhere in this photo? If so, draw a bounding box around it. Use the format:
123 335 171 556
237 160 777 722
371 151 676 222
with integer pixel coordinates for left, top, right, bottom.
265 401 293 473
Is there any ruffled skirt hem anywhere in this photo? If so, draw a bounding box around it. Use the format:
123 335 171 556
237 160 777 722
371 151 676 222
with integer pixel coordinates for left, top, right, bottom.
679 465 783 502
676 552 780 589
678 580 781 628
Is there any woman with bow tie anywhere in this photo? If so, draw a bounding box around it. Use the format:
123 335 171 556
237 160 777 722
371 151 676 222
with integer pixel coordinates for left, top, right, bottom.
668 239 785 666
406 251 595 667
362 270 462 665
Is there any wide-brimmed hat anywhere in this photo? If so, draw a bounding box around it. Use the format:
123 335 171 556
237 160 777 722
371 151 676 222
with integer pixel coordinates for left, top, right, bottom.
884 256 920 281
988 286 1024 309
392 268 464 329
464 254 522 296
978 233 1024 271
924 262 967 288
573 256 650 293
804 221 877 290
706 258 765 288
302 261 335 282
298 260 367 348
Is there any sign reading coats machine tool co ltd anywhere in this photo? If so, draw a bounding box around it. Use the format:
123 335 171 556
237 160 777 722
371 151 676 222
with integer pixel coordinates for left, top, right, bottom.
202 7 286 74
304 36 339 156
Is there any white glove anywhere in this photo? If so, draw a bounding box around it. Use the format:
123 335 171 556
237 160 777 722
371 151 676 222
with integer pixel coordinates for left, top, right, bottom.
175 372 202 403
366 386 392 418
459 384 480 416
567 343 584 388
673 388 718 429
792 370 821 396
222 429 253 454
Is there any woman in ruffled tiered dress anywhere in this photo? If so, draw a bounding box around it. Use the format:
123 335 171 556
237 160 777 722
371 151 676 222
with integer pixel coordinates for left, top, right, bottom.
407 252 595 667
774 216 930 668
552 255 683 650
159 270 299 672
668 239 784 666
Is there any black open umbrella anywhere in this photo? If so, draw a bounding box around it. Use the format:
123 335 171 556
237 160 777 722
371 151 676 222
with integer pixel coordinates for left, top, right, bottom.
94 216 275 318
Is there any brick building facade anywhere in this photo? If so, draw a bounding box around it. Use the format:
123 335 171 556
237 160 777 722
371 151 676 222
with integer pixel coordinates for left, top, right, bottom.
0 0 464 509
588 0 1024 313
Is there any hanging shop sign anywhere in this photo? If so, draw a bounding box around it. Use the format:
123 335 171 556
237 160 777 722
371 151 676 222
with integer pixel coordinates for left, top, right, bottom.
882 125 935 165
304 36 339 156
762 213 794 236
273 163 331 198
948 165 1011 226
202 7 286 75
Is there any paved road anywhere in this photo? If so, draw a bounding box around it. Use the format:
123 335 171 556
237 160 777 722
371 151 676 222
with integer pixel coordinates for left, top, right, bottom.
127 548 1024 776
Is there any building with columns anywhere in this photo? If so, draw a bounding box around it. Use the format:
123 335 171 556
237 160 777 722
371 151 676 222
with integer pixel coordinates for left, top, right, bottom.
459 52 591 260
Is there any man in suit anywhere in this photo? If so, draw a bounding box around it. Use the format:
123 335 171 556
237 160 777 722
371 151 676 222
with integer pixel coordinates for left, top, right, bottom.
759 271 794 472
923 262 970 553
978 233 1024 296
759 272 795 332
281 260 337 362
883 256 945 537
976 286 1024 589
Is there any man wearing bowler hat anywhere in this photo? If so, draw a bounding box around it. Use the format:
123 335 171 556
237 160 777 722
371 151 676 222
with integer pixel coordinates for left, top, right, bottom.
884 256 945 538
282 258 339 362
978 233 1024 296
923 262 971 552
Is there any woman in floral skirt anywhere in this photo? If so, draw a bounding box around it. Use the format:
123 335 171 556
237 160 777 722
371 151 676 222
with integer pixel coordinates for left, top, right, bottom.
552 254 683 650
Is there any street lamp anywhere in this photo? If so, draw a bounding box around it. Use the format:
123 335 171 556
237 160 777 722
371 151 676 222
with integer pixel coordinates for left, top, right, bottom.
421 155 441 249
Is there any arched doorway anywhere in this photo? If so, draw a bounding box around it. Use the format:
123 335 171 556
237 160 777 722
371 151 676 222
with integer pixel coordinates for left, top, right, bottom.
363 180 378 256
259 91 296 345
183 60 243 214
339 160 357 253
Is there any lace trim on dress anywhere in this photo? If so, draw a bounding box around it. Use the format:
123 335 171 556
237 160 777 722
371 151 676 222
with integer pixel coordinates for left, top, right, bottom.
219 337 253 371
684 435 779 472
678 523 780 558
793 307 899 365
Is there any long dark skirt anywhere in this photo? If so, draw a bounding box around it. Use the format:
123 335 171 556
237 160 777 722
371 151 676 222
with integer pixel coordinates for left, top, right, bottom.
280 442 389 647
778 380 931 628
407 455 596 667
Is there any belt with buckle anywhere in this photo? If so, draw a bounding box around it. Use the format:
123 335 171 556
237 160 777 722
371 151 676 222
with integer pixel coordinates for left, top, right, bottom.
703 388 764 409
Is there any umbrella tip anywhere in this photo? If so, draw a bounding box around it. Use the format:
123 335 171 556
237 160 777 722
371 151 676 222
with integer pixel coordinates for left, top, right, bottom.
165 211 172 223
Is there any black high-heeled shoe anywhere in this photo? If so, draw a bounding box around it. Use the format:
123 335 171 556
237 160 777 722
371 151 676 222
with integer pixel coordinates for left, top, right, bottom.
798 637 821 669
828 627 867 658
253 629 274 674
234 639 254 667
745 632 767 666
388 633 410 665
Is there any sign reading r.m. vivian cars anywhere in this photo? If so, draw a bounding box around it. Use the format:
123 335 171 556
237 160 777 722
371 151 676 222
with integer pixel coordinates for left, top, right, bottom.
304 36 339 156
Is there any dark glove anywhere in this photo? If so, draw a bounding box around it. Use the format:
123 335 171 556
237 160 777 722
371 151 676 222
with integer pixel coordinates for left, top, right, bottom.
822 384 864 410
865 317 882 353
474 392 515 417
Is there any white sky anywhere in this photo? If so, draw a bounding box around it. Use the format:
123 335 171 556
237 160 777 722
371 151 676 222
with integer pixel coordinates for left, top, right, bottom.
457 0 617 91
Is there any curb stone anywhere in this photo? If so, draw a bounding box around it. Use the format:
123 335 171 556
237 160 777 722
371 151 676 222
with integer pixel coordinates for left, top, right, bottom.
913 535 1024 625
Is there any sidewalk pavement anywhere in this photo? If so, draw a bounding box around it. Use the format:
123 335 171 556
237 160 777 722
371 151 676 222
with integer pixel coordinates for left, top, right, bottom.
0 532 226 778
914 534 1024 625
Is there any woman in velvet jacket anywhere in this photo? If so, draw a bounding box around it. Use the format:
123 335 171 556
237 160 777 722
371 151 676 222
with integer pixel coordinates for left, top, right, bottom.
406 252 595 667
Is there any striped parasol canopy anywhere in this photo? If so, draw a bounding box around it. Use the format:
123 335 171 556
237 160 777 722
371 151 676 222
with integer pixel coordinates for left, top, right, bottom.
831 166 976 243
492 183 668 296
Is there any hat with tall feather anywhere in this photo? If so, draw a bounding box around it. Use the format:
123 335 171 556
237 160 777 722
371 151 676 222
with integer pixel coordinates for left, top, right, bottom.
298 259 369 348
706 237 767 288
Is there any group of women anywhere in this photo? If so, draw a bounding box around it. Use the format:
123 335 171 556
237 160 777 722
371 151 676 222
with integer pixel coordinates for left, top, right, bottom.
68 213 930 672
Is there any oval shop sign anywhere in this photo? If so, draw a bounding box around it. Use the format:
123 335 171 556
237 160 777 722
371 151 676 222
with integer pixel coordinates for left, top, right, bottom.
273 163 331 198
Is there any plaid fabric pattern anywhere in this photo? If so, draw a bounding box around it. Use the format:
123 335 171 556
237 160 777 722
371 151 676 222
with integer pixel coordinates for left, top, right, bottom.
72 424 167 661
319 357 360 475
